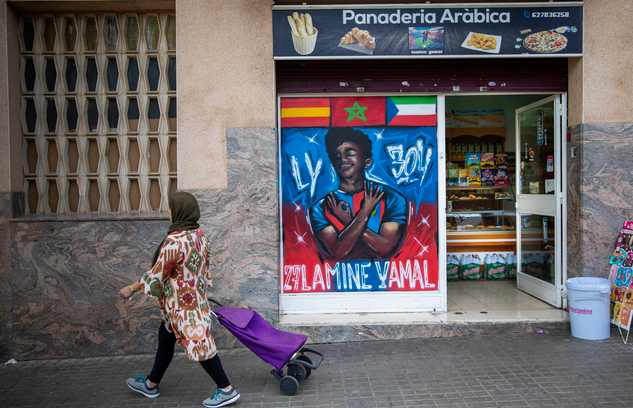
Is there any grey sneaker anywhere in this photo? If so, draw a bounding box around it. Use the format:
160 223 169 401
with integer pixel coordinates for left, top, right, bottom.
203 387 240 407
126 374 160 398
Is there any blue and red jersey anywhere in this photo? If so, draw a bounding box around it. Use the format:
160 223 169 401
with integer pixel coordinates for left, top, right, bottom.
310 184 407 234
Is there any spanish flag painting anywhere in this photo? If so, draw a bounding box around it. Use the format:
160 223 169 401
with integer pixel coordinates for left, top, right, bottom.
386 96 437 126
280 98 330 127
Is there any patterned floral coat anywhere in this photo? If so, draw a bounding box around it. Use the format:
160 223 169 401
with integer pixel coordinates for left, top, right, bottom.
138 229 217 361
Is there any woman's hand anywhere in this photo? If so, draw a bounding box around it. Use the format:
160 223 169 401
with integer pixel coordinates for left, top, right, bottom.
119 284 134 299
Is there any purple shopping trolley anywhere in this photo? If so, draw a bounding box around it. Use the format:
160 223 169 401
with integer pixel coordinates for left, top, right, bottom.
208 298 324 396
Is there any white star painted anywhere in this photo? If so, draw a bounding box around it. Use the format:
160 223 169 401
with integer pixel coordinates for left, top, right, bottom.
307 133 319 144
417 214 430 228
295 231 307 246
413 237 429 257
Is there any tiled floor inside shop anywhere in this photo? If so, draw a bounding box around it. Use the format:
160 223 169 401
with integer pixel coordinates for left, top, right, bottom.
280 280 568 326
446 280 568 322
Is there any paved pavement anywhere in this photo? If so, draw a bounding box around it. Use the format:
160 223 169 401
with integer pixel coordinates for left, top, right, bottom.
1 327 632 408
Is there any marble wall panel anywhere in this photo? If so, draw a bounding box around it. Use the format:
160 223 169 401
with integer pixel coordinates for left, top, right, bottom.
567 124 582 280
10 219 169 359
0 193 13 361
568 123 633 278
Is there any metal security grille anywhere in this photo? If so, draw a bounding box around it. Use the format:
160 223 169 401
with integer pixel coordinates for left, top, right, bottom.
19 13 177 214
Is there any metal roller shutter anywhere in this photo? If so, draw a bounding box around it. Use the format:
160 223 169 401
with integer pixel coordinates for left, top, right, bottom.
276 58 568 93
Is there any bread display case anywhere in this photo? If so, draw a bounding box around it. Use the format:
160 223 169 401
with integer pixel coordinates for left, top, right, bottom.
446 184 517 253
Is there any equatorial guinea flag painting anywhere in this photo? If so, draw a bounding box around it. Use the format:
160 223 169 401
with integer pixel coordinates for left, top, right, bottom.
279 95 439 294
387 96 437 126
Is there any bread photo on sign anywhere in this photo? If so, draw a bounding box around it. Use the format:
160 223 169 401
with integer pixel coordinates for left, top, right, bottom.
339 27 376 54
287 12 318 55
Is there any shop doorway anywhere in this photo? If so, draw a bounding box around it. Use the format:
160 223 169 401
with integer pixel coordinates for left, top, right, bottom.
444 93 567 319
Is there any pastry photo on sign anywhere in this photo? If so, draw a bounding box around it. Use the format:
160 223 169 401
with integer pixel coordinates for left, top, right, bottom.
338 27 376 55
461 32 501 54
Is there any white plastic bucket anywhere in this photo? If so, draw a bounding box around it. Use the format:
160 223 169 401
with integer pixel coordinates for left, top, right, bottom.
566 277 611 340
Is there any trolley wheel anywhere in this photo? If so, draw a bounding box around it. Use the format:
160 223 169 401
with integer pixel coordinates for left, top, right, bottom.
296 355 313 379
287 363 307 383
279 375 299 396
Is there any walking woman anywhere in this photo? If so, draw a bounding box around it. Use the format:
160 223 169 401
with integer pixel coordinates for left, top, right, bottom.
118 192 240 407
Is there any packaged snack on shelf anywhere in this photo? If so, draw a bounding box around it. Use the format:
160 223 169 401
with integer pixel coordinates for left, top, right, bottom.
481 153 495 169
460 254 482 280
468 168 481 186
495 191 512 200
494 153 508 169
475 143 481 153
489 143 495 153
447 254 460 281
496 143 503 153
529 181 539 194
466 153 480 168
494 169 508 186
482 169 495 186
506 254 517 279
468 143 474 153
458 169 469 186
447 168 459 186
485 254 507 280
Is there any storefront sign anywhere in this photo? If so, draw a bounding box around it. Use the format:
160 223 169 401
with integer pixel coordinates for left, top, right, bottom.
273 4 582 58
279 96 439 293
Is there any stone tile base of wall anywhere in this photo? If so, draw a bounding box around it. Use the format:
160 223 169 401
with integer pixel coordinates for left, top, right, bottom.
280 320 570 345
567 123 633 279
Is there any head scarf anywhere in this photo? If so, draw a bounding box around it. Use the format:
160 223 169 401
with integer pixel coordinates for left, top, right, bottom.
151 192 201 266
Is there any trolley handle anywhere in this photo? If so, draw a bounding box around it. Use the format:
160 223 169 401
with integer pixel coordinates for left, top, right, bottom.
292 347 325 370
207 298 224 308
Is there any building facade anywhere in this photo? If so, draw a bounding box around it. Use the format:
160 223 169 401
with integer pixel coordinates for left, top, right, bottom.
1 0 632 361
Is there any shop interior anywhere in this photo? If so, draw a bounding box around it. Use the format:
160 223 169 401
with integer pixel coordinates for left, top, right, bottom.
444 94 566 322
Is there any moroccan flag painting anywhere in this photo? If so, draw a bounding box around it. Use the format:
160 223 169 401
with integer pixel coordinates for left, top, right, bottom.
331 97 386 127
387 96 437 126
280 98 330 127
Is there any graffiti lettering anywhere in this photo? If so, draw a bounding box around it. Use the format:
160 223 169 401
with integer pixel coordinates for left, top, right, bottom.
326 262 339 290
304 153 323 198
289 153 323 198
386 142 433 184
389 259 435 289
290 156 309 191
375 260 390 288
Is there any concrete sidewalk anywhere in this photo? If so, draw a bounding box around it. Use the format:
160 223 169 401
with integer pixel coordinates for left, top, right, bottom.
1 328 631 408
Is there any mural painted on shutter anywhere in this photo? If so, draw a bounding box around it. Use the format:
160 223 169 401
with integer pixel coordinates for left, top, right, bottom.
279 96 438 293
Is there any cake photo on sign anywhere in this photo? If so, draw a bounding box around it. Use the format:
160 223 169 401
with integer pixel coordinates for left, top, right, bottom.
523 31 567 53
